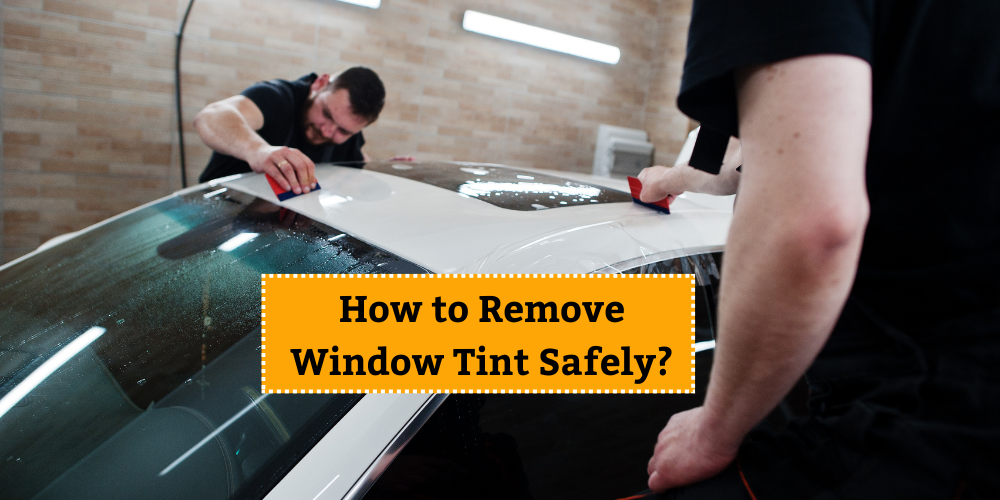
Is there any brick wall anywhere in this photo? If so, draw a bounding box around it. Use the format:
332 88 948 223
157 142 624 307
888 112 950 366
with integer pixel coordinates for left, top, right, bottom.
0 0 693 263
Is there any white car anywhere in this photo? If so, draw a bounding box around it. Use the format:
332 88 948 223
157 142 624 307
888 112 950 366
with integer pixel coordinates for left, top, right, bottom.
0 161 732 500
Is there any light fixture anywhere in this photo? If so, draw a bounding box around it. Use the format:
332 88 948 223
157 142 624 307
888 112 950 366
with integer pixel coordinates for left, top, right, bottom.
0 327 107 420
462 10 620 65
336 0 380 9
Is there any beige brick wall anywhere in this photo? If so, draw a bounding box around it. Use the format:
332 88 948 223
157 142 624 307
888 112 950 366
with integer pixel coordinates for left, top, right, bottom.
0 0 693 263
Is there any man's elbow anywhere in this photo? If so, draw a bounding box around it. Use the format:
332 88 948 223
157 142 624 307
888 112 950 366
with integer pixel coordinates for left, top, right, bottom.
192 106 212 136
793 198 870 257
193 101 232 137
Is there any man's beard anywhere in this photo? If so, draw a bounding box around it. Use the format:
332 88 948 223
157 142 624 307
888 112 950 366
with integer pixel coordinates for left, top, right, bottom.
300 96 329 146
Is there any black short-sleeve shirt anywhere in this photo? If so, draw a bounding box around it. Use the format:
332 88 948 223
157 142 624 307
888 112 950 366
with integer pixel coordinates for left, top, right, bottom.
678 1 1000 497
198 74 365 182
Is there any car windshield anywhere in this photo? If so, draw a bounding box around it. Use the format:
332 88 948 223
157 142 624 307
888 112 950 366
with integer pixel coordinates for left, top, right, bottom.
361 161 633 211
0 187 426 500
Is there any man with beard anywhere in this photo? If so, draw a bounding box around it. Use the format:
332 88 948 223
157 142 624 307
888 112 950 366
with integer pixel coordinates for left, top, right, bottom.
196 67 413 195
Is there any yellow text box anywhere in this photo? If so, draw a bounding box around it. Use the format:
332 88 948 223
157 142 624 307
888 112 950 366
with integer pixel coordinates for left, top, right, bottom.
261 274 696 394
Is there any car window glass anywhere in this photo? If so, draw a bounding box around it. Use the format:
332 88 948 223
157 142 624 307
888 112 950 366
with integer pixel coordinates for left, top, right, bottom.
360 253 721 500
362 161 633 211
0 187 426 500
620 252 722 345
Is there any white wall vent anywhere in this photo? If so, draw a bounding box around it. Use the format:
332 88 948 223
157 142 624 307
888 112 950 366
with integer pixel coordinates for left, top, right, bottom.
591 124 654 178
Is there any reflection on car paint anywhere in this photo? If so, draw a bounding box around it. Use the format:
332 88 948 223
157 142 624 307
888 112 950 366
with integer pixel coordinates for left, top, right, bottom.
456 181 602 202
0 187 426 500
363 161 633 211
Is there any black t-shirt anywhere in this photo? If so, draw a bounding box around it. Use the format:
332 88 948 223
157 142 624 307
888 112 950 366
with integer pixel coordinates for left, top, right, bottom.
198 74 365 182
679 1 1000 497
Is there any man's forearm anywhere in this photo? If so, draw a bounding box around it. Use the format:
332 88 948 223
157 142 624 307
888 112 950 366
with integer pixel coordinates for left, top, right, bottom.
700 195 867 449
700 136 741 195
638 135 741 202
193 102 268 163
676 138 742 196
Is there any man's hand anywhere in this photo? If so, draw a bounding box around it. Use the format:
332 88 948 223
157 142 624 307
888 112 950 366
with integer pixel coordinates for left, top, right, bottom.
637 165 684 204
250 145 316 195
647 407 739 492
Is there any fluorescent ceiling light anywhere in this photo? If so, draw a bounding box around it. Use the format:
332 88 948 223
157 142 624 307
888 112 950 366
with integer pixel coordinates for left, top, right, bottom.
218 232 259 252
0 327 106 420
462 10 620 64
336 0 380 9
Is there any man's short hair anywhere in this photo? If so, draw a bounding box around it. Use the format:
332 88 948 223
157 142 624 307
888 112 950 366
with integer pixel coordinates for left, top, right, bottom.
328 67 385 124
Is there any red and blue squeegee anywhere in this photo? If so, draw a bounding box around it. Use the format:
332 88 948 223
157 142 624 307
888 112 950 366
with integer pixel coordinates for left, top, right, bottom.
266 173 321 201
626 176 670 214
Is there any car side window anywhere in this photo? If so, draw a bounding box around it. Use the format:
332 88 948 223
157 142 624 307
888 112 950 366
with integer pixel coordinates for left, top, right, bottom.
620 252 722 345
360 253 723 500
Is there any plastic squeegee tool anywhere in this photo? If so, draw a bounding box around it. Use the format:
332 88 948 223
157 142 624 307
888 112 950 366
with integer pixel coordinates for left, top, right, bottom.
265 173 321 201
626 176 670 214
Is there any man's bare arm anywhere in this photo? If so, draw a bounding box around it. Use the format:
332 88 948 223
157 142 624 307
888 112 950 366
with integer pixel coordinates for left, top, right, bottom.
637 134 742 203
647 54 872 491
193 95 315 194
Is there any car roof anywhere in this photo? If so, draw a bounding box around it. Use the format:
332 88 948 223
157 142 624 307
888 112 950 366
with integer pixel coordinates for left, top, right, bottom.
213 161 733 274
0 161 733 500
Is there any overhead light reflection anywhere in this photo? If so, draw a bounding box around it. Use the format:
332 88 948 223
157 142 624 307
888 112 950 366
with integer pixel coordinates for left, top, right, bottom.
312 474 342 500
462 10 621 64
202 188 227 199
159 394 270 476
319 194 353 208
694 340 715 353
218 232 259 252
0 326 106 420
459 167 490 176
335 0 380 9
458 181 601 199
